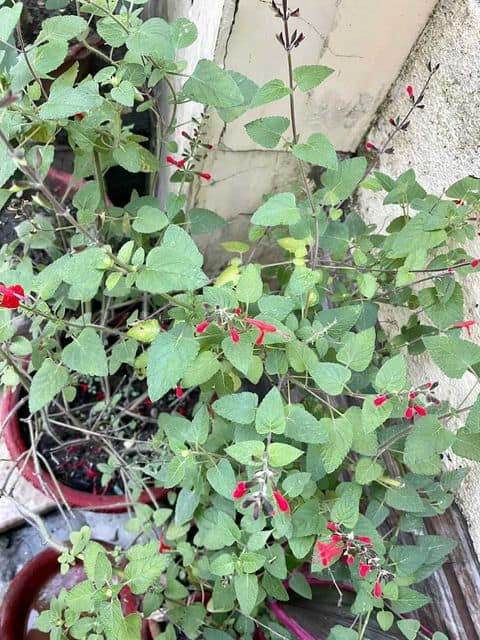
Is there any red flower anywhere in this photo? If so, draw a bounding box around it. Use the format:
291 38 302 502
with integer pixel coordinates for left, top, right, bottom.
166 156 185 168
273 490 290 513
233 481 248 499
255 330 266 346
199 172 212 181
175 385 183 399
407 85 414 98
86 467 99 480
75 113 85 120
244 318 278 333
373 395 388 407
181 130 190 138
331 534 343 543
471 259 480 268
364 141 377 151
373 580 383 598
404 406 414 420
345 554 355 565
159 534 173 553
452 320 476 337
453 199 465 206
79 383 90 393
0 284 25 309
414 404 427 417
424 381 433 389
357 536 372 545
96 391 106 401
196 320 211 334
408 391 417 400
206 144 214 150
327 521 340 532
359 562 372 578
144 398 154 406
230 328 240 343
389 117 396 126
177 159 186 168
233 307 242 315
316 540 343 567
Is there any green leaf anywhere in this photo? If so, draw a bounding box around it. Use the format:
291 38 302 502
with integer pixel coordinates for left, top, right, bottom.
337 328 375 372
61 328 108 376
293 133 337 170
282 472 312 497
175 488 200 526
222 334 253 376
236 264 263 303
0 4 23 42
182 59 244 108
111 80 135 106
240 551 265 574
171 17 198 48
375 354 407 393
216 71 259 122
385 484 425 513
316 157 367 205
268 442 303 467
404 417 454 475
255 388 285 434
206 459 237 500
226 440 264 465
126 18 174 60
38 15 88 42
423 336 480 378
250 79 291 107
182 351 220 386
285 406 327 443
289 572 312 599
213 392 258 424
328 626 357 640
355 458 384 484
320 416 353 473
358 272 377 298
377 611 394 631
251 192 299 227
390 587 430 615
418 282 464 329
136 225 208 293
331 483 362 528
29 358 69 413
234 574 258 615
39 81 102 120
245 116 290 149
132 205 168 233
293 65 334 91
189 208 226 235
452 428 480 461
309 362 351 395
147 326 199 401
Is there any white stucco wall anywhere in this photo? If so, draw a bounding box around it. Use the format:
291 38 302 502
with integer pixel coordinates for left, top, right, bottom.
357 0 480 555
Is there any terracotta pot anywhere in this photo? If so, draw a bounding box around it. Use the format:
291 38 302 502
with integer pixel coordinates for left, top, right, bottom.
0 544 147 640
268 578 433 640
1 387 168 512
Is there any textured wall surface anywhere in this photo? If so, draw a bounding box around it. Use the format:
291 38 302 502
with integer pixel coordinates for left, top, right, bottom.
358 0 480 555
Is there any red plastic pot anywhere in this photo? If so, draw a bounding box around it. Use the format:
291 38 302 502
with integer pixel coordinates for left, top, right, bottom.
1 387 168 512
0 544 147 640
268 578 433 640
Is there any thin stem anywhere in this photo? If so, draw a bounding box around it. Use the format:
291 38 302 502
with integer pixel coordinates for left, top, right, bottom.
16 23 48 100
93 149 109 213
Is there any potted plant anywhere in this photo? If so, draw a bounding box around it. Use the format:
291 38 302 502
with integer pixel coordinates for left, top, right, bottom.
0 0 478 639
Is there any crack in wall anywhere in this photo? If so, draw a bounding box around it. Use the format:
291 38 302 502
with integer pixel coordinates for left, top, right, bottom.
217 0 240 148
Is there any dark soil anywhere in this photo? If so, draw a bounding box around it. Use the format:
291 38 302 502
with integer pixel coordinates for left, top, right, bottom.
21 371 200 496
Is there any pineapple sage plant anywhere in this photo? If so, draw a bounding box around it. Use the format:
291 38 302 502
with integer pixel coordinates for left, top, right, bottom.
0 1 479 639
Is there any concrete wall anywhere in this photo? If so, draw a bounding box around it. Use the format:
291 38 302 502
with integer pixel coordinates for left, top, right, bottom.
357 0 480 555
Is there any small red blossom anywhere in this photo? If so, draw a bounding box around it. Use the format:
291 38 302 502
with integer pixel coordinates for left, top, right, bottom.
404 406 414 420
199 172 212 181
327 521 340 532
96 391 106 401
407 85 414 98
79 383 90 393
196 320 211 334
359 562 373 578
144 398 154 406
453 199 465 206
373 580 383 598
471 259 480 268
408 391 417 400
255 330 266 346
424 382 433 389
159 534 173 553
233 307 242 315
453 320 477 337
233 481 249 499
177 406 186 415
206 144 214 150
345 554 355 565
414 404 427 417
230 328 240 343
166 156 185 168
273 490 290 513
175 385 183 399
331 534 343 543
373 395 388 407
316 540 343 567
86 467 99 480
389 117 397 126
364 141 377 151
75 113 85 120
357 536 372 545
244 318 278 333
0 284 25 309
181 130 190 138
